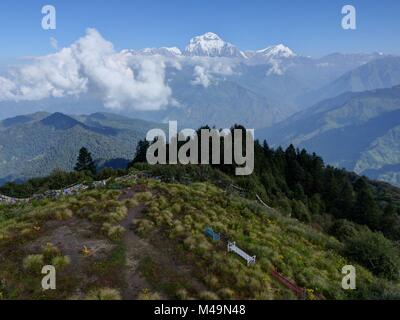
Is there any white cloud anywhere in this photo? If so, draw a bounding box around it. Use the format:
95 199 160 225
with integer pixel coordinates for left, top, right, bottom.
0 28 174 111
50 37 58 50
191 65 211 87
190 57 236 88
0 29 243 108
266 59 284 76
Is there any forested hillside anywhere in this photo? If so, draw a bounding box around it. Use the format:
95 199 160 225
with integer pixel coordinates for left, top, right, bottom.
0 112 160 184
259 85 400 186
1 125 400 299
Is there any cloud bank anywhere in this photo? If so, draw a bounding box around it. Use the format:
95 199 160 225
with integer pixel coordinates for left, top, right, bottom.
0 29 174 111
190 57 236 88
0 29 241 111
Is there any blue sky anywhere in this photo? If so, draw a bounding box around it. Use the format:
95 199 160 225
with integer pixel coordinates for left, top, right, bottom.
0 0 399 62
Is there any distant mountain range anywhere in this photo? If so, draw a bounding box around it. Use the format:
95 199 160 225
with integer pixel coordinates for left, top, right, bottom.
0 32 394 130
299 56 400 107
1 32 400 187
0 112 160 184
258 86 400 186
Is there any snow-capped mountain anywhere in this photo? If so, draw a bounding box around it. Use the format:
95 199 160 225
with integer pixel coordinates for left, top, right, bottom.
244 44 298 74
256 44 296 59
123 47 182 57
184 32 246 58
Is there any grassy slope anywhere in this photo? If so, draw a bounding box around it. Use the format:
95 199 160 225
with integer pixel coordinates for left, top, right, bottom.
0 173 395 300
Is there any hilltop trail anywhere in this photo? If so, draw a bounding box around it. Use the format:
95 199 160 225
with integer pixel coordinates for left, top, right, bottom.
118 187 206 300
118 188 152 299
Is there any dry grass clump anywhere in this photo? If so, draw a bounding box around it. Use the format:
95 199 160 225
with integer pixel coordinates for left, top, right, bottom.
135 191 153 202
51 255 71 270
13 221 40 239
175 288 189 300
124 198 139 209
170 203 182 215
137 288 161 300
198 291 219 300
217 288 235 299
22 243 70 275
204 275 220 290
133 219 155 237
77 198 127 225
108 206 128 223
42 242 61 260
102 223 125 241
0 230 9 243
170 220 185 239
23 254 44 273
54 208 73 220
85 288 122 300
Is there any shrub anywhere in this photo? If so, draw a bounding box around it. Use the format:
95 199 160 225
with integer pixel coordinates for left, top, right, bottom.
198 291 219 300
137 288 161 300
134 219 155 237
330 219 359 242
125 199 139 209
54 208 73 220
85 288 122 300
204 275 219 290
23 254 44 273
42 243 61 260
344 230 400 280
51 255 71 270
218 288 235 299
107 226 126 241
175 288 189 300
135 192 153 202
108 207 128 223
291 200 311 223
19 227 35 238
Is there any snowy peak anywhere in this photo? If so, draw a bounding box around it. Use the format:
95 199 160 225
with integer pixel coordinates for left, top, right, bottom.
256 44 296 58
125 47 182 57
184 32 245 58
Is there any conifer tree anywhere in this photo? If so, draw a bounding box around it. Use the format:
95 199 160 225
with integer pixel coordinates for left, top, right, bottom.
74 147 96 175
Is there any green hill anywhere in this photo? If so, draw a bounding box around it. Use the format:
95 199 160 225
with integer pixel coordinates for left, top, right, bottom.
1 124 400 300
0 112 160 184
259 86 400 186
1 147 400 299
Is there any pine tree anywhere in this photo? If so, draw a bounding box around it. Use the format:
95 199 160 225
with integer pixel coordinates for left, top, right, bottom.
381 203 400 239
353 184 380 229
74 147 96 175
129 139 150 167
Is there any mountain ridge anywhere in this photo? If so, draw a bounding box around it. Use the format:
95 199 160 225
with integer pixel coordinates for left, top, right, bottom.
0 112 161 184
259 85 400 186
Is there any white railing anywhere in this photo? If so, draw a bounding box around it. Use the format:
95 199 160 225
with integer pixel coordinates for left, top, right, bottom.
227 241 256 266
256 194 272 209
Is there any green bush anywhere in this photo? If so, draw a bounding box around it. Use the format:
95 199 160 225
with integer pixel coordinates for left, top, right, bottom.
137 288 161 300
52 255 71 270
198 291 219 300
23 254 44 273
107 225 126 240
330 219 360 242
42 243 61 260
344 230 400 280
85 288 122 300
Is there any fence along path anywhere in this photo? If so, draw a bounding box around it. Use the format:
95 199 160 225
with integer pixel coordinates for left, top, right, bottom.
227 241 256 266
0 176 122 205
228 185 323 298
229 184 272 210
0 172 154 205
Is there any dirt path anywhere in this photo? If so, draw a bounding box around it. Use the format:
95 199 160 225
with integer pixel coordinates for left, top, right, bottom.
118 187 206 300
118 188 153 299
